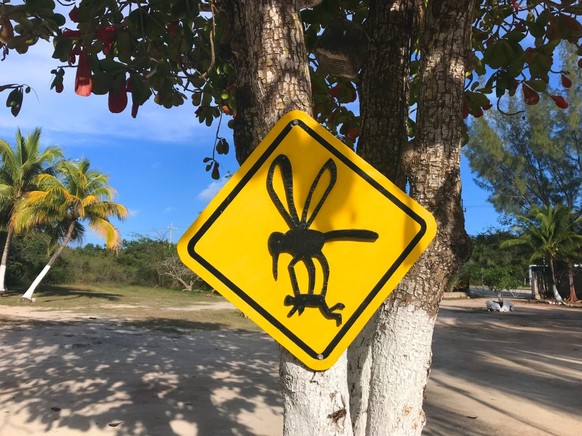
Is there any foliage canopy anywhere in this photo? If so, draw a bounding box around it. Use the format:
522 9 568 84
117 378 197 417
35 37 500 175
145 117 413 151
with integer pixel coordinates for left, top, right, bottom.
0 1 581 177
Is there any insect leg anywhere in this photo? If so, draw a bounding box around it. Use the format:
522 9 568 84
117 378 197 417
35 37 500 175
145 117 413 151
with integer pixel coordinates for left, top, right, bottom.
287 256 302 297
304 256 316 295
314 253 330 297
318 302 343 326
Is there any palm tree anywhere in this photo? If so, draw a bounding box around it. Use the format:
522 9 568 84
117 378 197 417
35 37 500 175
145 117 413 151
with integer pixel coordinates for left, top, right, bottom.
501 205 582 304
13 158 128 301
562 215 582 303
0 128 63 294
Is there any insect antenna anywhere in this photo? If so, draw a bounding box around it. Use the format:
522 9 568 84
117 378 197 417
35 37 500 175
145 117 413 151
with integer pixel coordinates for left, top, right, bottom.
302 158 337 226
267 154 300 227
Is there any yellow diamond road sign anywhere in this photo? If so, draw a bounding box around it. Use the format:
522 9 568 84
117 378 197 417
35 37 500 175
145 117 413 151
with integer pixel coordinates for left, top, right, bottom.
178 111 436 370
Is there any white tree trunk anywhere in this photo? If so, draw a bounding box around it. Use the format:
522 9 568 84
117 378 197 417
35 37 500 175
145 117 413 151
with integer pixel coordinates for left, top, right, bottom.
0 264 7 293
549 260 564 304
347 312 378 436
21 221 76 302
21 265 51 301
281 349 353 435
552 284 564 304
0 226 15 293
365 301 436 435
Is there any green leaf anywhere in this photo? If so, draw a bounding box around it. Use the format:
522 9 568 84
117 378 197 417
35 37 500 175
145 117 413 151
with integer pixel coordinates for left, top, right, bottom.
211 162 220 180
191 91 202 106
484 40 516 69
116 30 132 64
52 37 73 62
52 13 66 27
130 76 152 106
523 79 546 92
6 88 23 117
528 50 553 79
505 29 526 43
216 138 229 155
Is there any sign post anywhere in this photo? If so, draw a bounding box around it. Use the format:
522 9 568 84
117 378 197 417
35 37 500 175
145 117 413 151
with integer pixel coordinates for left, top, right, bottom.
178 111 436 370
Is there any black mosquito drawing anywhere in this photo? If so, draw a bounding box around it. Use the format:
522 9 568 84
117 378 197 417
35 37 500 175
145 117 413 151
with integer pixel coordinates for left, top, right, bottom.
266 154 378 326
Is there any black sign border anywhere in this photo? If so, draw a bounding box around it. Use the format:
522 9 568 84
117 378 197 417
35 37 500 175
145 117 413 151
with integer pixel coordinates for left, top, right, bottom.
187 119 428 362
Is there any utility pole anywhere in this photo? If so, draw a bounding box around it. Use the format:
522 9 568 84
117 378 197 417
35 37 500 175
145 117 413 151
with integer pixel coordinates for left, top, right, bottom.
168 222 177 244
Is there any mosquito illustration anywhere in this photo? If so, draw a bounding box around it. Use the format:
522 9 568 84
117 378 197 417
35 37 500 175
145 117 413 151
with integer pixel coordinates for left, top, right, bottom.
266 154 378 326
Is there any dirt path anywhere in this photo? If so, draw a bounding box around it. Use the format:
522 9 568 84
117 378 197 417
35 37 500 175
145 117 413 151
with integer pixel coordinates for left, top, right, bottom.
0 298 580 435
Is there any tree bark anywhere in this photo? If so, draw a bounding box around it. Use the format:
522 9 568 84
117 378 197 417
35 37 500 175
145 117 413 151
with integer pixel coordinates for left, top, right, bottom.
566 260 579 303
21 221 76 301
348 1 419 433
220 1 353 434
223 0 312 163
357 0 419 188
364 1 474 433
0 225 14 293
530 268 542 300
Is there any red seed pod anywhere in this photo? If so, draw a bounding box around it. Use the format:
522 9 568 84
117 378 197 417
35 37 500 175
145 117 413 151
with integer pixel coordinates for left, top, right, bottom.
522 84 539 105
512 1 519 12
329 84 340 98
0 15 14 44
108 85 128 113
69 6 80 23
74 49 92 97
561 74 572 88
62 29 81 39
98 26 116 56
551 95 569 109
346 127 360 141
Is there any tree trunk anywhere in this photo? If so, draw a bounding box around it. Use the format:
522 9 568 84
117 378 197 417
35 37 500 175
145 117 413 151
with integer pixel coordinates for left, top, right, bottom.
548 258 564 304
348 1 419 433
566 260 578 303
0 225 14 293
357 0 419 188
21 221 76 302
221 1 353 434
530 267 542 300
364 1 474 433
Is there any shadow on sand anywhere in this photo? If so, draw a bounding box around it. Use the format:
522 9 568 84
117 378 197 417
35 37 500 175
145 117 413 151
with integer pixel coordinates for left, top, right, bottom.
0 317 282 435
424 302 582 435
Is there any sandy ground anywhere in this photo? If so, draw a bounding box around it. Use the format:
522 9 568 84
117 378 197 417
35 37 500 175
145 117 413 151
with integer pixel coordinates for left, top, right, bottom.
0 297 581 435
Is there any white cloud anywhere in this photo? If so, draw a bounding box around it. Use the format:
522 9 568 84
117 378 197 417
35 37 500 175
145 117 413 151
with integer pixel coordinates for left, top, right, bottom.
127 208 140 218
0 40 209 147
197 179 227 202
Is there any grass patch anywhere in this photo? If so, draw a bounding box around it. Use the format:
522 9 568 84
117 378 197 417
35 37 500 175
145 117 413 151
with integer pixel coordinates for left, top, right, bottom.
0 284 259 332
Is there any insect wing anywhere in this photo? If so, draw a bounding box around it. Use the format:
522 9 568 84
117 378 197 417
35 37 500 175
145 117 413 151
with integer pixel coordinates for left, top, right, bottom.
302 158 337 227
267 154 301 227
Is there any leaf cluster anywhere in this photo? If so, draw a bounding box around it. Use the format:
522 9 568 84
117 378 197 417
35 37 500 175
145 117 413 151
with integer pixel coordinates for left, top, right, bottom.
0 0 580 163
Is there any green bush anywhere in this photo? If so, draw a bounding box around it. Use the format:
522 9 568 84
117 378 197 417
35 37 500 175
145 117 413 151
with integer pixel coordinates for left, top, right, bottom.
481 266 522 293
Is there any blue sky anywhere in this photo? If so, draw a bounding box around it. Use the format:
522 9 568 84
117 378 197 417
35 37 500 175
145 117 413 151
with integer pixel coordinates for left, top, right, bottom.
0 41 501 246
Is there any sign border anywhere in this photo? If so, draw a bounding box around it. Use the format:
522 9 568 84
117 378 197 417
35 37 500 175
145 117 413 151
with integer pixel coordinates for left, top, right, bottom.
186 117 429 362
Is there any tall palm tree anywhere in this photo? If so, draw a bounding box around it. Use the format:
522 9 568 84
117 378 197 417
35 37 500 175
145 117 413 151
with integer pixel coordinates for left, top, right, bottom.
0 128 62 294
501 205 582 304
13 158 128 301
